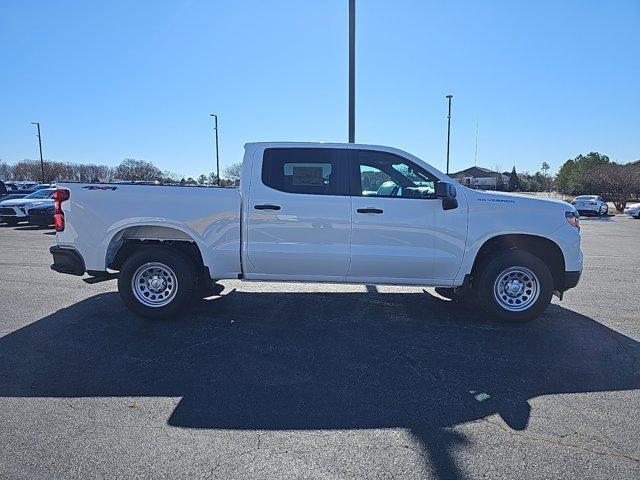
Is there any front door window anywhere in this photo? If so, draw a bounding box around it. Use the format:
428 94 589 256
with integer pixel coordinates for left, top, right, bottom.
352 150 436 199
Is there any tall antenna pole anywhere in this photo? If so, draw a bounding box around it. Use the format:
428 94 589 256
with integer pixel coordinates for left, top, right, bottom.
210 114 220 186
31 122 45 183
474 117 479 166
348 0 355 143
445 95 453 174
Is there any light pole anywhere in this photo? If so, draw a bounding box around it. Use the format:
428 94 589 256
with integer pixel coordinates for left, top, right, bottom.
445 95 453 174
210 114 220 186
30 122 45 183
348 0 355 143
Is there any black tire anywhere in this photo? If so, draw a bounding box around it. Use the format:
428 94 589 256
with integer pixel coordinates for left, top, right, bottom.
118 246 197 319
474 250 553 323
6 219 19 226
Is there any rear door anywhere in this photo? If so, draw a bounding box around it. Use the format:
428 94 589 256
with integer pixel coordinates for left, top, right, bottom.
245 147 352 281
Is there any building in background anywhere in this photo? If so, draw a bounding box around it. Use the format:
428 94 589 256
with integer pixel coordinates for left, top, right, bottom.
450 166 509 190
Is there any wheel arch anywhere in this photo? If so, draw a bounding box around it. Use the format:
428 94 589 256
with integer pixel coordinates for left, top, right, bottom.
105 224 209 276
470 234 565 291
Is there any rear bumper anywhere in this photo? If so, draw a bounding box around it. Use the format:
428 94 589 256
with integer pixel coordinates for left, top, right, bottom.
50 246 85 276
576 208 600 215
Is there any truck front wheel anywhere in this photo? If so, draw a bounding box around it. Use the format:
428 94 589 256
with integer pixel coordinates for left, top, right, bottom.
118 246 196 319
475 250 553 322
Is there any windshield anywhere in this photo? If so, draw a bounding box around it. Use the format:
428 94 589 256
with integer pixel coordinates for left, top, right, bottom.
573 196 596 201
24 189 55 199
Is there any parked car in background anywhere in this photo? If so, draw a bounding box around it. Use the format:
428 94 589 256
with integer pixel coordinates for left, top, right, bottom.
571 195 608 216
0 188 55 225
1 184 53 200
27 203 55 226
623 203 640 219
4 182 51 190
5 181 38 190
0 193 32 202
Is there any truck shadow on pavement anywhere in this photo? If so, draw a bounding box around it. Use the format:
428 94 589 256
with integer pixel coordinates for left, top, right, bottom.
1 289 639 479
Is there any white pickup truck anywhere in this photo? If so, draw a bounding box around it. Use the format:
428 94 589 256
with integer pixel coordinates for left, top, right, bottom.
50 142 582 322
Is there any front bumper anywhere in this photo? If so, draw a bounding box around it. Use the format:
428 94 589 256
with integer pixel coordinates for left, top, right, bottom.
28 213 54 226
50 246 86 276
0 206 27 220
554 270 581 300
563 271 581 291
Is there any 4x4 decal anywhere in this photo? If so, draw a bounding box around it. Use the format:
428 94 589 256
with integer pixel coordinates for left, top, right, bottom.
82 185 118 191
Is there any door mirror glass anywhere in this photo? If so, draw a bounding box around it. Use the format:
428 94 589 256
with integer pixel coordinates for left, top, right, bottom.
436 182 458 210
436 181 456 199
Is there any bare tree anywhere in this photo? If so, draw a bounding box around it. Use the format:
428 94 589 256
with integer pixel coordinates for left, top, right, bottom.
582 163 640 212
10 160 71 183
114 158 163 181
223 162 242 184
0 160 10 180
69 163 114 182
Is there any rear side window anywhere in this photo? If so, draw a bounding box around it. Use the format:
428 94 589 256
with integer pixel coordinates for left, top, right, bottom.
262 148 347 195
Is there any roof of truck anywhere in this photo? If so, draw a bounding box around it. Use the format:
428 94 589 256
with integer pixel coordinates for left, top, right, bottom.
245 141 389 148
243 142 422 159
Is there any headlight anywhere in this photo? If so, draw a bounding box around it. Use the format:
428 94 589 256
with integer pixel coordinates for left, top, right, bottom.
565 211 580 231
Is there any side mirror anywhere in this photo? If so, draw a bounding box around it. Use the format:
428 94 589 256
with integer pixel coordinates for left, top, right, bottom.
436 181 458 210
436 181 456 198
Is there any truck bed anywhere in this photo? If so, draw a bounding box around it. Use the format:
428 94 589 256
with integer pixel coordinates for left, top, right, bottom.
55 183 241 277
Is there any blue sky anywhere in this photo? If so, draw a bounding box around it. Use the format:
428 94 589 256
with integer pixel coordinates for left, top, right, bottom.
1 0 638 178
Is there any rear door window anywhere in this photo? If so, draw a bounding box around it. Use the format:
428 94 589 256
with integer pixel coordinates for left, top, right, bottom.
261 148 348 196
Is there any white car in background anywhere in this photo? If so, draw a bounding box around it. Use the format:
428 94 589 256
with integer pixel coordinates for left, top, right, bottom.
0 188 55 225
623 203 640 219
571 195 608 216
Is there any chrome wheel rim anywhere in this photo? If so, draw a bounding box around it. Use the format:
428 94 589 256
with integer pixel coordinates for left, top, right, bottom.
131 262 178 308
493 266 539 312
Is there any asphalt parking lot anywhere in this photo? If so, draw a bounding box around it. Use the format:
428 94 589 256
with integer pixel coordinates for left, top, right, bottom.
0 216 638 479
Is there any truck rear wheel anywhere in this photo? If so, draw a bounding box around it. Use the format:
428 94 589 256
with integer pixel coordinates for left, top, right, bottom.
118 246 196 319
475 250 553 322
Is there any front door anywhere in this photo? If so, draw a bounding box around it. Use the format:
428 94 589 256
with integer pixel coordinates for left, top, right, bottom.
347 149 441 283
245 146 352 281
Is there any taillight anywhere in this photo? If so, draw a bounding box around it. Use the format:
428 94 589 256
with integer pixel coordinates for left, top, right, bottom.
565 211 580 231
53 189 70 232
